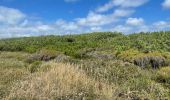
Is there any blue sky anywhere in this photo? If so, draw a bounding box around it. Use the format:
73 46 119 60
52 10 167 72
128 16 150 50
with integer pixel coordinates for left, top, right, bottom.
0 0 170 38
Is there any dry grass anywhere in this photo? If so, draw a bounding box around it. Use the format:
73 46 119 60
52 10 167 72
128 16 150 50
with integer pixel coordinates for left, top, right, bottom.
0 52 169 100
0 52 29 99
6 62 116 100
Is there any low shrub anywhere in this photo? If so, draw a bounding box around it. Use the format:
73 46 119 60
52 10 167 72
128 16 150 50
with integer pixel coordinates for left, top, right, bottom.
86 51 115 60
55 54 71 62
134 55 165 69
24 46 38 53
28 61 42 73
74 50 90 59
117 49 140 62
26 49 60 63
118 50 167 69
156 67 170 84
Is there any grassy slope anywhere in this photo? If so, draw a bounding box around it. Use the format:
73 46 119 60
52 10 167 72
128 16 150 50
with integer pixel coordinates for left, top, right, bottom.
0 31 170 99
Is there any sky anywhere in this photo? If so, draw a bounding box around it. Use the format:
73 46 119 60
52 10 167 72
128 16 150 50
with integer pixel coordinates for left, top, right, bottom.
0 0 170 38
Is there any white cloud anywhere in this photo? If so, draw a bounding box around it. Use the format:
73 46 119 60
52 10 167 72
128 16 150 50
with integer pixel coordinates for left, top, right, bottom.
0 6 25 25
76 9 134 27
56 20 78 31
115 0 148 8
37 25 53 31
111 24 149 34
90 27 102 31
153 21 170 30
96 0 148 13
76 12 115 26
111 25 132 33
153 21 168 26
126 18 144 26
113 9 134 17
162 0 170 9
96 0 115 13
110 20 170 34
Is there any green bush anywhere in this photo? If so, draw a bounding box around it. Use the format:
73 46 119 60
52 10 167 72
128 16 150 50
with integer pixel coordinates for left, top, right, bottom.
156 67 170 84
28 61 42 73
117 50 167 68
24 46 38 53
26 49 60 63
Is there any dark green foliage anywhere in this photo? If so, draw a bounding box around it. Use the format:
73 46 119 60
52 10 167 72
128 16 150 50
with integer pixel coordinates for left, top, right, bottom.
66 37 75 43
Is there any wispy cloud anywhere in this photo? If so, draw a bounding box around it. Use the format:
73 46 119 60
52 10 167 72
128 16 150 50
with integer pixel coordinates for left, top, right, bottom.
126 18 144 26
0 6 25 25
96 0 149 13
162 0 170 9
75 9 134 27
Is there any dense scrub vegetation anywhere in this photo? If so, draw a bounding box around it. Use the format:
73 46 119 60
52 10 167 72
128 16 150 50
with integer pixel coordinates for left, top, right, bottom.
0 31 170 99
0 31 170 56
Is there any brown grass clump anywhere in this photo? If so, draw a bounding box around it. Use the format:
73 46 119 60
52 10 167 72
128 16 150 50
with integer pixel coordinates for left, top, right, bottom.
6 62 115 100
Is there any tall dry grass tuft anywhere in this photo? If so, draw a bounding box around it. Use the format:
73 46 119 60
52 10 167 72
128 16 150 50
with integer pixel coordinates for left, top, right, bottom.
6 62 116 100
